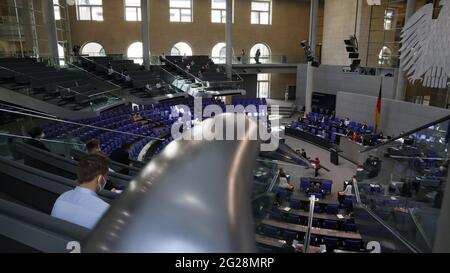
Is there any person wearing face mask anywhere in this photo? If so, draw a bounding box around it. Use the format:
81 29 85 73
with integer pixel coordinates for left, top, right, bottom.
26 127 50 152
51 154 111 229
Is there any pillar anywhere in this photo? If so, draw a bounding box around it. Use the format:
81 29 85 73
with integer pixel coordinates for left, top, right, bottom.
225 0 233 79
43 0 59 67
305 0 319 114
141 0 150 70
395 0 417 101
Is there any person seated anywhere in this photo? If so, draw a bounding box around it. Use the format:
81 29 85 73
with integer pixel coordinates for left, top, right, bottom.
145 83 152 91
362 122 368 132
110 142 131 175
278 176 294 191
344 117 350 127
86 139 102 155
300 148 309 160
26 127 50 152
159 52 166 62
306 182 325 196
107 63 114 77
51 154 111 229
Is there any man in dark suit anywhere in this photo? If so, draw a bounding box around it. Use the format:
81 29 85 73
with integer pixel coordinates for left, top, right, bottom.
26 127 50 152
110 142 131 175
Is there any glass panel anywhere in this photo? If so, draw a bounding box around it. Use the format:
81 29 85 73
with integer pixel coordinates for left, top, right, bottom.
170 0 191 8
260 12 269 25
251 11 259 24
125 0 141 7
125 7 137 21
91 7 104 21
212 0 226 9
211 10 222 23
357 118 450 252
180 9 192 22
78 6 91 20
170 8 180 22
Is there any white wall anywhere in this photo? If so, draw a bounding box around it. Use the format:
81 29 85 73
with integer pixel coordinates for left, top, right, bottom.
296 64 397 107
336 91 450 136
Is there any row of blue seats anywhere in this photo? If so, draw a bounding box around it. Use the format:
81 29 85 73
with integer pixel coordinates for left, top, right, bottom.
269 211 357 232
300 178 332 193
259 225 363 251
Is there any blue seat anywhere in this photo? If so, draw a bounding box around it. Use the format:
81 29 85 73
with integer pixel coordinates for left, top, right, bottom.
331 134 337 143
257 245 274 253
308 234 318 245
343 198 353 209
324 220 339 230
343 223 357 232
300 178 310 191
308 192 322 199
312 219 319 227
344 239 362 251
289 199 302 210
262 225 280 238
314 205 321 213
283 230 298 241
326 204 339 214
269 211 283 221
323 237 339 248
287 214 301 224
321 181 332 194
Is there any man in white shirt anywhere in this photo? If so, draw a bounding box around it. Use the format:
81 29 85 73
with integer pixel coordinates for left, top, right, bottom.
278 177 294 191
51 154 111 229
344 118 350 127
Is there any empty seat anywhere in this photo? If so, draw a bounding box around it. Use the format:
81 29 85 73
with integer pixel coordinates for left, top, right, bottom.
343 223 357 232
320 181 332 194
283 230 298 241
287 215 301 224
324 220 339 230
326 204 339 214
343 239 362 251
323 237 339 248
289 199 302 209
262 225 280 238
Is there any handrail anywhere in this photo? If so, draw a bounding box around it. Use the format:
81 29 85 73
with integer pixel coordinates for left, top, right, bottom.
0 132 84 147
0 65 87 98
0 107 166 141
84 113 260 252
163 57 206 87
304 195 317 253
77 55 124 79
66 62 122 90
360 114 450 153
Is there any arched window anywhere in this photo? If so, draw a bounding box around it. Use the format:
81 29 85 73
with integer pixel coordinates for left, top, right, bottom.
127 42 143 64
378 46 392 66
250 43 271 64
81 42 106 57
171 42 193 56
58 44 65 66
211 42 228 64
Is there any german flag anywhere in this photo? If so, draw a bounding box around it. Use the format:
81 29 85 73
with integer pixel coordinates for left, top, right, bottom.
374 79 382 133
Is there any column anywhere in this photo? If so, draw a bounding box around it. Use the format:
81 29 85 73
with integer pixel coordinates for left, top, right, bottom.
43 0 59 68
305 0 319 114
225 0 233 80
395 0 417 101
141 0 150 70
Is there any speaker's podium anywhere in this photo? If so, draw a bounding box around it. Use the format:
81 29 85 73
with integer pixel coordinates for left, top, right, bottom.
330 146 341 165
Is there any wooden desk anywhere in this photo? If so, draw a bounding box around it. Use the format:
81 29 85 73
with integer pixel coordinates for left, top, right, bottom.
262 219 362 240
291 192 340 206
277 207 350 222
255 234 287 248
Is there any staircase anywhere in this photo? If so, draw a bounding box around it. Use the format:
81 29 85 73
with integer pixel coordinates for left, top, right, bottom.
267 99 296 118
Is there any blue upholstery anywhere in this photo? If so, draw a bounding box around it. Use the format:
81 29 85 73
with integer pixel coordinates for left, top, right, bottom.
300 178 311 191
323 237 339 248
314 205 321 213
262 225 280 238
324 220 339 230
287 215 301 224
283 230 298 241
320 181 332 193
326 204 339 214
289 199 302 210
344 239 362 251
343 223 357 232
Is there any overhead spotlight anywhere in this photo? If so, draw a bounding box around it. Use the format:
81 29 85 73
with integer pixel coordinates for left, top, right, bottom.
344 35 360 72
349 52 359 59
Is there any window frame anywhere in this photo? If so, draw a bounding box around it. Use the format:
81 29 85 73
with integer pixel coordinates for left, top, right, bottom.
53 0 61 21
211 0 233 24
257 73 271 98
383 8 395 30
124 0 142 22
251 0 272 25
76 0 104 22
169 0 193 23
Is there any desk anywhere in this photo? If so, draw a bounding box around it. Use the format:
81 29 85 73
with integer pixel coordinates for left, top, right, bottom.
304 177 333 185
339 137 365 165
285 126 334 150
292 192 340 206
262 219 362 240
277 207 350 222
255 234 287 248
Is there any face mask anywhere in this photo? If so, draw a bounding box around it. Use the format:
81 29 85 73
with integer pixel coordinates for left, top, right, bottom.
97 176 107 192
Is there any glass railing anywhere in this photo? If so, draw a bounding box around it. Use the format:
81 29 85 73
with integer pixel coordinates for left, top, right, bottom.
232 55 305 65
0 103 171 164
0 60 123 112
355 115 450 252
